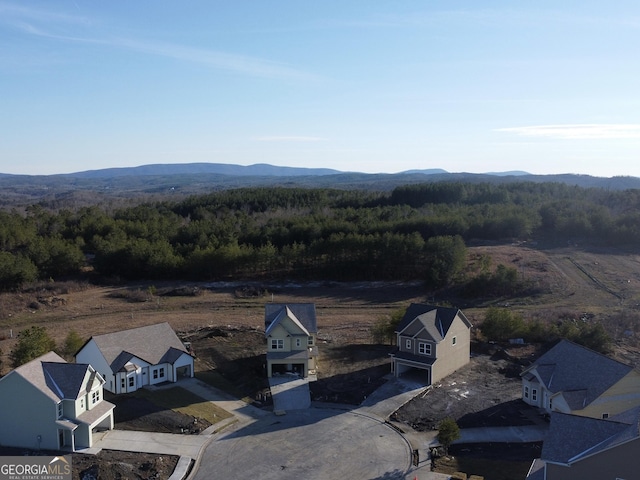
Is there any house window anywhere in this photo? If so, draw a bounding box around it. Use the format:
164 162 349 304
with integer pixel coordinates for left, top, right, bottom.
602 413 609 419
308 336 314 346
57 402 63 419
405 339 412 350
128 377 135 388
271 339 284 350
452 336 457 345
532 389 537 402
80 398 85 410
296 338 301 348
91 390 100 404
159 367 165 378
418 342 431 355
524 386 529 399
121 378 126 389
153 369 158 380
548 398 552 410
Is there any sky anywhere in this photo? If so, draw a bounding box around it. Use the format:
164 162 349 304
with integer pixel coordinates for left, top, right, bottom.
1 1 640 177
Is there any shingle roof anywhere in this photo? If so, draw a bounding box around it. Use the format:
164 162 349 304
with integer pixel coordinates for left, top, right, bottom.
396 304 471 340
88 322 190 373
5 351 92 402
542 411 639 464
265 304 317 334
523 340 633 409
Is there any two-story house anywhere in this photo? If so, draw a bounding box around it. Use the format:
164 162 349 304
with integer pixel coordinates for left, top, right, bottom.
265 303 318 378
75 322 194 394
521 339 640 419
0 351 114 451
390 304 472 385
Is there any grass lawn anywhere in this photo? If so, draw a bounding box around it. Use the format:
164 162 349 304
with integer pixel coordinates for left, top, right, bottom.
137 386 234 425
195 371 252 402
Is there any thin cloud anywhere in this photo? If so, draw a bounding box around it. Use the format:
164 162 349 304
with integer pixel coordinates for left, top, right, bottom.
1 3 317 82
497 124 640 140
254 136 327 143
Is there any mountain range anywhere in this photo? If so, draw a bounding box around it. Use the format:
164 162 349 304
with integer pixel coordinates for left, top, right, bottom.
1 163 639 208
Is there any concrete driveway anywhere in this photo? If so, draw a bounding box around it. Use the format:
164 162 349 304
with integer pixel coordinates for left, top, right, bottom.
268 376 311 411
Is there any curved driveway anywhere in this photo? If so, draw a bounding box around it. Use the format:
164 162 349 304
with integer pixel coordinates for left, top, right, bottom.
193 408 411 480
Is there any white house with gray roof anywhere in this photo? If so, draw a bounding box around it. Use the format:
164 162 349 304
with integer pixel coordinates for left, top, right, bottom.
0 351 114 451
265 303 318 378
75 322 194 394
390 304 472 385
521 339 640 419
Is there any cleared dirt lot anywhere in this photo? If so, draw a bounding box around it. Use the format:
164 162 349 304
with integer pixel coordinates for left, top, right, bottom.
2 244 640 478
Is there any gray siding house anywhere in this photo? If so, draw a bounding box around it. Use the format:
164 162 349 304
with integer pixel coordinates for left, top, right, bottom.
265 303 318 378
390 304 472 385
75 322 194 394
0 351 114 451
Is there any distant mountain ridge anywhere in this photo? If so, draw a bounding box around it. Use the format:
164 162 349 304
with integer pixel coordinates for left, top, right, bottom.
60 162 343 178
1 163 640 209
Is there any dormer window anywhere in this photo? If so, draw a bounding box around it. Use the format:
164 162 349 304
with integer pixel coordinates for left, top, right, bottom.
91 390 100 405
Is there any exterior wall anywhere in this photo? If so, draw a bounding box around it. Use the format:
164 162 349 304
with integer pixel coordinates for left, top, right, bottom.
0 373 59 450
522 378 544 409
76 340 115 393
267 323 293 352
545 438 640 480
432 316 471 384
577 370 640 419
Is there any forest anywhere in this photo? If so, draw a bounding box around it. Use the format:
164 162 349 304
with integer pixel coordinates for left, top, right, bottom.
1 181 640 291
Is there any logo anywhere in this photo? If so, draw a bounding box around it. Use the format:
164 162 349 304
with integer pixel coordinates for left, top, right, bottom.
0 456 72 480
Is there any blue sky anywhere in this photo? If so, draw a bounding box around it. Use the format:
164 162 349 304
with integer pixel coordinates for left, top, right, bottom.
2 1 640 177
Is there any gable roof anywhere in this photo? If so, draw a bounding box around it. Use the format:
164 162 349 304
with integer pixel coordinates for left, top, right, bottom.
542 411 640 464
396 304 471 340
265 303 317 334
2 351 95 402
84 322 190 373
522 340 633 409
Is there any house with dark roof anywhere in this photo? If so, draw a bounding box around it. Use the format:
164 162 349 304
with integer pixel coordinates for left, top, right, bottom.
390 304 472 385
525 409 640 480
265 303 318 378
521 339 640 419
75 322 194 394
0 351 114 451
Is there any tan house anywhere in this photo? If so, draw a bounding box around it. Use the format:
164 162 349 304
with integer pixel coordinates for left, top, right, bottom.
521 339 640 419
526 408 640 480
0 351 114 451
265 303 318 378
390 304 472 385
75 322 194 394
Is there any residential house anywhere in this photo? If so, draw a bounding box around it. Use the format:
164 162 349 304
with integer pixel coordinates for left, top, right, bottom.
75 322 194 394
390 304 472 385
521 339 640 418
265 303 318 378
0 351 114 451
525 408 640 480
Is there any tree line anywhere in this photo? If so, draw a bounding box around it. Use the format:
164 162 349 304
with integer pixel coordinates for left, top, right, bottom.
2 181 640 290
